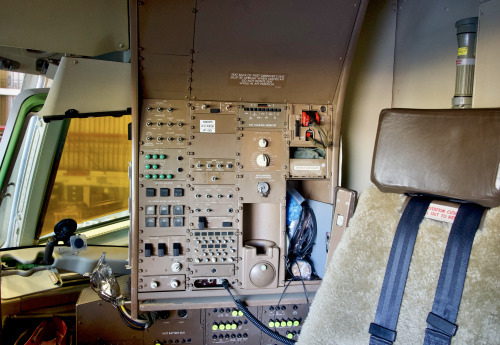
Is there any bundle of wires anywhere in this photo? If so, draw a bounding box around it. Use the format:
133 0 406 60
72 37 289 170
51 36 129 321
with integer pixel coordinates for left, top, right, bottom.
117 303 158 331
286 203 317 279
87 253 157 330
307 122 330 150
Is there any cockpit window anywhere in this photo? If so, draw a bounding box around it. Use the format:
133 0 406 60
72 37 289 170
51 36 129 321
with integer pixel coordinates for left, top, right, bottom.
39 115 131 240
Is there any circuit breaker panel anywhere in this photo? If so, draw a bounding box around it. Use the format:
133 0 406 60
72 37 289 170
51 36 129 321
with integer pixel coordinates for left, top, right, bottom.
137 100 334 301
78 285 310 344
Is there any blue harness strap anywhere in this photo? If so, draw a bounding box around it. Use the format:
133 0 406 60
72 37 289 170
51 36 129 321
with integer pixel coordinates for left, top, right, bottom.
369 197 432 345
423 202 486 345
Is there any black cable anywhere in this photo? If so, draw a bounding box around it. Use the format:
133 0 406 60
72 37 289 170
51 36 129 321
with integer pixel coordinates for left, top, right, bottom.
221 280 296 345
287 204 317 278
273 279 294 332
297 267 311 314
284 261 311 314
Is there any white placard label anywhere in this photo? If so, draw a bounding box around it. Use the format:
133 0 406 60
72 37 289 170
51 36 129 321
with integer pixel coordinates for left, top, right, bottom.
200 120 215 133
425 203 458 224
229 72 287 88
294 166 321 171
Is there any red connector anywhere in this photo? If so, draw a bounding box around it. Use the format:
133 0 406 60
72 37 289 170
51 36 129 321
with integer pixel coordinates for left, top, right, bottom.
301 111 320 127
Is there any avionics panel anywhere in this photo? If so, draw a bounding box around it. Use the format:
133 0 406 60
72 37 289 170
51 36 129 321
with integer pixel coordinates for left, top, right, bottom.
137 100 334 304
131 0 367 322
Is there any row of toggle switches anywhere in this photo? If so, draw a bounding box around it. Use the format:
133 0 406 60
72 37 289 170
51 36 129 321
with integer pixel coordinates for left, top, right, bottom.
145 135 184 142
146 121 183 127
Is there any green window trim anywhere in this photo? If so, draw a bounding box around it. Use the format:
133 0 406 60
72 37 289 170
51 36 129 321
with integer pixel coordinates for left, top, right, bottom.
0 93 47 189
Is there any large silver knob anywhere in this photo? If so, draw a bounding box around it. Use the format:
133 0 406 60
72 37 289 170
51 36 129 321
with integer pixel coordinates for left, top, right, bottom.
256 154 270 167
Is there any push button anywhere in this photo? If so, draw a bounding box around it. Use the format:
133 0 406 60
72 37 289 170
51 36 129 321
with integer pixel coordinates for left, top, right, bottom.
159 205 170 215
159 218 170 227
173 205 184 215
145 205 156 215
145 217 156 227
173 217 184 227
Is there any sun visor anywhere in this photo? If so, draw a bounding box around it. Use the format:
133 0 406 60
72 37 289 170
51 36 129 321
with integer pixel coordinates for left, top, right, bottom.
371 108 500 208
38 57 131 120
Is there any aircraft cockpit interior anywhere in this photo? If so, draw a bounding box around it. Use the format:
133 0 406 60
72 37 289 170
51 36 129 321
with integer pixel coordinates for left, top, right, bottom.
0 1 498 344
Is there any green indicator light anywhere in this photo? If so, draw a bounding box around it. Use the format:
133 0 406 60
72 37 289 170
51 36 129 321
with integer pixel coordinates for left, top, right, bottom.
212 324 218 331
152 154 158 159
231 323 237 330
268 321 275 328
145 154 151 159
145 174 151 179
160 154 166 159
287 320 293 327
152 174 158 179
287 333 293 339
280 321 286 327
152 164 159 169
159 174 166 179
219 324 225 331
145 164 151 169
238 311 243 316
293 320 300 327
232 311 238 317
166 174 173 179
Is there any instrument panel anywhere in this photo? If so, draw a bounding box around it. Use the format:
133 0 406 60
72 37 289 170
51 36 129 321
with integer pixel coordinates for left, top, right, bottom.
137 100 334 303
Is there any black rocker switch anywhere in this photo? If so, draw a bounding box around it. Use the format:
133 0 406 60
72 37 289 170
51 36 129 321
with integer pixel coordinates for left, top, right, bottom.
157 243 166 257
173 242 181 256
198 216 207 230
145 243 153 257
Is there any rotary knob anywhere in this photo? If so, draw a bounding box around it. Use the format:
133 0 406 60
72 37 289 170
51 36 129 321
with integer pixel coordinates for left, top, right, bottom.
256 154 270 167
171 262 182 272
258 138 268 148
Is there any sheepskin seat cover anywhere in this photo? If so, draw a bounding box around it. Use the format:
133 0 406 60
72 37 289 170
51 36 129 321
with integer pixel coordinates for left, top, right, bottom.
297 186 500 344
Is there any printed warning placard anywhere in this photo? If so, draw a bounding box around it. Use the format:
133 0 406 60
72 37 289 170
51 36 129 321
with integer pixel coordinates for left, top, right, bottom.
200 120 215 133
425 203 458 224
229 72 287 88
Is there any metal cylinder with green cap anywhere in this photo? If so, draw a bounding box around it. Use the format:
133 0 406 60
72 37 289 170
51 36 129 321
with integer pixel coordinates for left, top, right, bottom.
452 17 478 108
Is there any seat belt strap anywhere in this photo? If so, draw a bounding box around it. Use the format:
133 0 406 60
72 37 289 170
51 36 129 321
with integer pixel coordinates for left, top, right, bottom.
423 202 486 345
369 197 432 345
